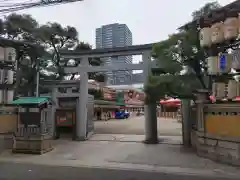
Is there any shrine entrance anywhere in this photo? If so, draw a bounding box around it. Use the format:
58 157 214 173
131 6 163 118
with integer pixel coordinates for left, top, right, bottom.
59 44 158 143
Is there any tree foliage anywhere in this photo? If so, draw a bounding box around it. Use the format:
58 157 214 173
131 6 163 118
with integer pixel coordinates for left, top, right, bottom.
146 2 221 101
192 1 221 20
0 13 104 95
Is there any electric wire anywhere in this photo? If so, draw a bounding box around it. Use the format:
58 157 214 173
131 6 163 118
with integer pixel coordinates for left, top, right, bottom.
0 0 83 15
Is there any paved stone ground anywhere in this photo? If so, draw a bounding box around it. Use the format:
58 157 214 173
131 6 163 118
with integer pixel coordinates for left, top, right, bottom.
0 161 239 180
0 140 239 179
89 134 182 144
94 116 182 136
0 116 239 179
0 161 238 180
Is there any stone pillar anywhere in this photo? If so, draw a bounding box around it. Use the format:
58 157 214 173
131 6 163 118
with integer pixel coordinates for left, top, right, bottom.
51 87 58 139
76 57 89 140
75 98 80 140
143 51 158 144
195 89 209 104
195 89 209 131
35 58 40 97
181 99 191 147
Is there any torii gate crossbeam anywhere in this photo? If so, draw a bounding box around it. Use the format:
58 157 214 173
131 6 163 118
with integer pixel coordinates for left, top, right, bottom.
59 43 158 143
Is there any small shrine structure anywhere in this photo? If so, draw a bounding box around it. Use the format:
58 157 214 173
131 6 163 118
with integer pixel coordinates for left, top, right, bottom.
10 97 53 154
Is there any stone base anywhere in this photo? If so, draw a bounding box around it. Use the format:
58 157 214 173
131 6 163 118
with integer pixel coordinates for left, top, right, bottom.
13 134 53 155
73 136 86 141
192 130 240 166
190 130 197 150
86 131 94 140
143 137 159 144
73 131 94 141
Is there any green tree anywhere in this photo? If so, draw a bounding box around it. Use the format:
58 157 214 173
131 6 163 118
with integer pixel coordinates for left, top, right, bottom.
88 89 103 100
144 1 222 144
146 1 221 102
192 1 221 20
3 13 38 40
32 22 78 80
0 13 104 95
0 14 41 95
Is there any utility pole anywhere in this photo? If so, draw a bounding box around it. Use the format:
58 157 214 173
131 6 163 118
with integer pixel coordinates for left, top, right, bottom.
35 58 40 97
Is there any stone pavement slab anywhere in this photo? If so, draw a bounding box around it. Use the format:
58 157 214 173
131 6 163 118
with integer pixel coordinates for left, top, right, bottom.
0 140 239 178
89 134 182 145
0 161 238 180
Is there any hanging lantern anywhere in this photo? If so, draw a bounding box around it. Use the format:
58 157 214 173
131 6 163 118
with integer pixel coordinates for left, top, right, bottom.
224 11 239 40
232 48 240 71
237 83 240 96
199 22 212 47
212 82 226 99
218 53 232 74
238 13 240 34
211 22 224 44
207 56 218 74
227 80 238 99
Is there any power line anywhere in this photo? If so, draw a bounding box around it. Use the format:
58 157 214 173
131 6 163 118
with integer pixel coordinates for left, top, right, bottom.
0 0 84 14
0 0 34 8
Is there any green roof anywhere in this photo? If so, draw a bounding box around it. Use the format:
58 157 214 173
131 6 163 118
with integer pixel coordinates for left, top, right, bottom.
94 100 117 105
94 100 125 106
10 97 50 105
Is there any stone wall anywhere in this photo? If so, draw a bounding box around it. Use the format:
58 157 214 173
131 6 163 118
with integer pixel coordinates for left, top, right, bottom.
0 135 4 153
204 104 240 137
0 115 17 133
0 109 17 153
191 102 240 166
192 130 240 166
0 133 13 153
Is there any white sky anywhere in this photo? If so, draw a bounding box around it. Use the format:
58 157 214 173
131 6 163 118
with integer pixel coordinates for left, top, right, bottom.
15 0 234 46
1 0 234 68
10 0 232 73
0 0 231 85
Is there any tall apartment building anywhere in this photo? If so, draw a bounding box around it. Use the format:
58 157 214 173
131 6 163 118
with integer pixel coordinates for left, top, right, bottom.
95 23 133 85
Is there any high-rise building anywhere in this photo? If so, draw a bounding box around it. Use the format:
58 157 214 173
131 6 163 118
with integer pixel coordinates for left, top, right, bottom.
95 23 133 85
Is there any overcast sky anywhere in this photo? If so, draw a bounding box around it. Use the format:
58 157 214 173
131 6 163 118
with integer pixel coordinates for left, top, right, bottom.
3 0 231 86
16 0 234 47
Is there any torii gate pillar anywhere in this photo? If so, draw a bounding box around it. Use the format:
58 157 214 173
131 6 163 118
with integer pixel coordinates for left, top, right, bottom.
76 57 89 140
143 51 158 144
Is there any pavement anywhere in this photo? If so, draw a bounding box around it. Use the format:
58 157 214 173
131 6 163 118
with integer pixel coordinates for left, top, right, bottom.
0 137 240 179
94 116 182 136
89 134 182 144
0 116 239 179
0 161 238 180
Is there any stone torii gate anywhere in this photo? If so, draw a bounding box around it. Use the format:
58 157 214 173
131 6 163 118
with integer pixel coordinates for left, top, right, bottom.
59 43 158 143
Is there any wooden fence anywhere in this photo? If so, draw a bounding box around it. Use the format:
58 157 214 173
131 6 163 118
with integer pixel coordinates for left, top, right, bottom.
158 111 179 119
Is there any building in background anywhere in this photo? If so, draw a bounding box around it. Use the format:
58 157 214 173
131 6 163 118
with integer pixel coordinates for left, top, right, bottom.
132 73 143 84
95 23 133 85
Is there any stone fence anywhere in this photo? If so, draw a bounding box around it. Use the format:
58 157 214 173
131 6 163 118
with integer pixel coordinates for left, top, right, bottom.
0 107 17 153
158 111 178 119
191 103 240 166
